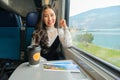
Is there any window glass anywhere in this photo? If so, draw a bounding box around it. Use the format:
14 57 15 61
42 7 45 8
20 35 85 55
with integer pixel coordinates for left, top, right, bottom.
69 0 120 69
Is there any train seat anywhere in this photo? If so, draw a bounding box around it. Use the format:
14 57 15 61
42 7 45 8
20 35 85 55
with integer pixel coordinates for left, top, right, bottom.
25 12 38 47
0 11 21 60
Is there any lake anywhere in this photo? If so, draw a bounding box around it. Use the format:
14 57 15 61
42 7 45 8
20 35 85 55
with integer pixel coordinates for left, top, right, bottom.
89 31 120 50
73 30 120 50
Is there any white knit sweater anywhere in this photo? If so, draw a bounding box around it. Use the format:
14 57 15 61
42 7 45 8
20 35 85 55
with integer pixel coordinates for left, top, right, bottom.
31 27 72 48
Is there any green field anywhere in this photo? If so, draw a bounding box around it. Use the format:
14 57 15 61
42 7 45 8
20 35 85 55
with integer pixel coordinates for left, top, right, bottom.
74 42 120 68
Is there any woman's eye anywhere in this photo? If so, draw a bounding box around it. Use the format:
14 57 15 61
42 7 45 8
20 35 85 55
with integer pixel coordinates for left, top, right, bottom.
51 14 54 17
44 15 48 17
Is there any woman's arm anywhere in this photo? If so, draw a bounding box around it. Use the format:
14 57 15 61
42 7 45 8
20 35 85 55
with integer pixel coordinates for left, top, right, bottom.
58 19 72 48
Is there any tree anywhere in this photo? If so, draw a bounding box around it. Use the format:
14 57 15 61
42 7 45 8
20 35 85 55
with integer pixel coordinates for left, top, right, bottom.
76 32 94 43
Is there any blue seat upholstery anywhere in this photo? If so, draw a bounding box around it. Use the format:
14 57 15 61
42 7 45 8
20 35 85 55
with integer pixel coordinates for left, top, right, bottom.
26 12 38 46
26 12 38 27
0 11 21 60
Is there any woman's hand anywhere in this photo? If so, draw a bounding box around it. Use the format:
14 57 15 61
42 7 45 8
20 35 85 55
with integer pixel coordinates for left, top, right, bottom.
59 19 68 29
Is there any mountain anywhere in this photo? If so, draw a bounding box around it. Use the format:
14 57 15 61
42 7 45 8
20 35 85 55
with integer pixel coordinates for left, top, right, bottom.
69 6 120 30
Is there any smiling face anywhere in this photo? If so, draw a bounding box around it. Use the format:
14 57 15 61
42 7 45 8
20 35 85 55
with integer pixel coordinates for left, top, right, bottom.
43 8 56 27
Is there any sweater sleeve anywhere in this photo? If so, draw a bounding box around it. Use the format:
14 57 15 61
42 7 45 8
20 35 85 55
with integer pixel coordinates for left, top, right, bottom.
58 27 72 48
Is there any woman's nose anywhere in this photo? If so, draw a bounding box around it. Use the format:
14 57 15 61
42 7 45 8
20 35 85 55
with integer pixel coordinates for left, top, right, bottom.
48 16 52 21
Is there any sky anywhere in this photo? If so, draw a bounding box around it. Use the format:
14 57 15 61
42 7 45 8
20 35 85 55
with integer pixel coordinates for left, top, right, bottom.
70 0 120 16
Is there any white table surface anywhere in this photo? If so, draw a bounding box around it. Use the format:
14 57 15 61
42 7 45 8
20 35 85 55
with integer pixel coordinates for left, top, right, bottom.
9 60 90 80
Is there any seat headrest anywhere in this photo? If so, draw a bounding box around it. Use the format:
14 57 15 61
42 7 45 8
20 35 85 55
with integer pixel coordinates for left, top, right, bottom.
26 12 39 27
0 11 19 27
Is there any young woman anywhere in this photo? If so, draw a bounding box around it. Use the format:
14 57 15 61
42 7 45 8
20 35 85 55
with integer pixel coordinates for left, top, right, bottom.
31 4 72 60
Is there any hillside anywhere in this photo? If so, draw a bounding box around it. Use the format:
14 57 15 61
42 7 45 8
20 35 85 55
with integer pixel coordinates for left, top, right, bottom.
69 6 120 30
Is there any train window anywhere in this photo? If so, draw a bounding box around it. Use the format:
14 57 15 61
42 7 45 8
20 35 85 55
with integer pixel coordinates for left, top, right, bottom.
69 0 120 69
